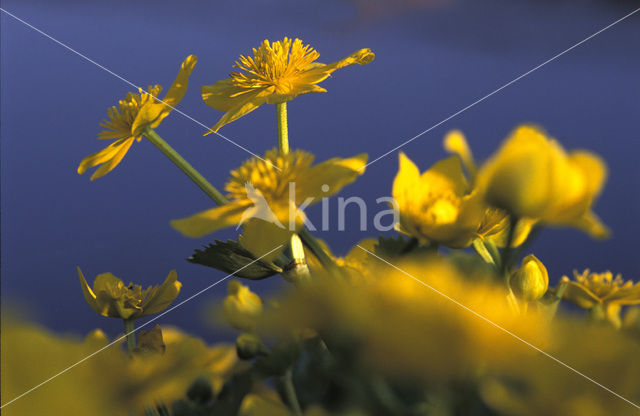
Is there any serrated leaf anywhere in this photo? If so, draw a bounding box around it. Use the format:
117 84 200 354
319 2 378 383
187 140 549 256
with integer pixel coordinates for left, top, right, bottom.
188 240 280 280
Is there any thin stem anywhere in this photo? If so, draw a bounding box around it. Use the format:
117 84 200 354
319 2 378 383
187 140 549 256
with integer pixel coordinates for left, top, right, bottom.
143 127 228 206
282 368 302 416
500 216 519 283
123 318 136 354
277 102 289 154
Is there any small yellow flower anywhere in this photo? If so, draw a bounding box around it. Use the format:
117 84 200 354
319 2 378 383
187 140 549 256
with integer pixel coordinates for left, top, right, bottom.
77 267 181 320
510 254 549 301
202 37 374 132
477 125 609 239
223 280 263 331
392 152 484 248
171 149 367 259
561 270 640 327
78 56 197 180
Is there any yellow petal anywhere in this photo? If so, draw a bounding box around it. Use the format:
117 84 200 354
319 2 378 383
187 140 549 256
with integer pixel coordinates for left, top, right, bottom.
88 138 135 180
77 137 134 180
140 270 182 317
570 210 611 240
206 87 272 133
420 156 468 196
296 48 375 85
171 201 250 238
77 267 101 315
162 55 197 108
443 129 476 180
392 152 421 205
562 280 601 309
131 56 197 135
296 153 368 201
202 78 255 112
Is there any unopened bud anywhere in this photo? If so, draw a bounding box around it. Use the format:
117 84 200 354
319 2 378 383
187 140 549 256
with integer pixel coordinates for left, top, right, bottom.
510 254 548 301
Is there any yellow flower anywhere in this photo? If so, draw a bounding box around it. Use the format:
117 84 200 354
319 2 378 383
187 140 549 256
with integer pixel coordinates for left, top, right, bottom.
223 280 263 331
477 125 609 238
561 269 640 327
392 152 484 248
171 149 367 259
202 37 374 132
509 254 548 302
78 267 181 320
78 56 197 180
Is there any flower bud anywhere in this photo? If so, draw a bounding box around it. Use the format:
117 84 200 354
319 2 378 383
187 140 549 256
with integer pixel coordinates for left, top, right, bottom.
510 254 548 301
223 280 263 331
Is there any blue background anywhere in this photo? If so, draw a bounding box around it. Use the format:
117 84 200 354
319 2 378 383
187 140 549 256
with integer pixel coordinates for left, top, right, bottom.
2 0 639 341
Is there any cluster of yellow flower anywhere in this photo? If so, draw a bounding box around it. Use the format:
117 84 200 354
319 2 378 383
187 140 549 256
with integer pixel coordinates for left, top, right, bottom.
4 37 639 416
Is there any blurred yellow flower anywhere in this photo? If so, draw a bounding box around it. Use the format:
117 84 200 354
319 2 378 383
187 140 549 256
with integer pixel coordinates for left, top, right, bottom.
510 254 548 302
78 55 197 180
223 280 263 331
171 149 367 259
2 318 238 416
477 125 609 238
561 269 640 327
78 267 181 320
202 37 374 132
392 152 484 248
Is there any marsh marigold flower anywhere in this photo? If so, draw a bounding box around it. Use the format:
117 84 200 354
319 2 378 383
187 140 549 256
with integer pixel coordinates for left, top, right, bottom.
78 56 197 180
561 269 640 326
477 125 609 239
392 152 485 248
223 280 263 332
171 149 367 260
202 37 374 132
77 267 181 320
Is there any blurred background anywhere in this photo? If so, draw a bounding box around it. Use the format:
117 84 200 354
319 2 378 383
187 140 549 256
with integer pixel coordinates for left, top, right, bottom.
2 0 639 342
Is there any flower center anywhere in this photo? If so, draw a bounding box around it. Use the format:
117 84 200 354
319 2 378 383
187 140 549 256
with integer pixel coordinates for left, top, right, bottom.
230 38 320 92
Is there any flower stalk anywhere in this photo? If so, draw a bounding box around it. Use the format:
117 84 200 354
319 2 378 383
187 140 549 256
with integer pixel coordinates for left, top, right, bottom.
277 102 289 155
123 318 136 354
142 126 228 206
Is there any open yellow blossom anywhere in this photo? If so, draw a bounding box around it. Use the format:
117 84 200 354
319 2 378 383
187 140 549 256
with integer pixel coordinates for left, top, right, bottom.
477 125 609 238
443 130 534 247
78 267 181 320
171 149 367 259
392 152 484 248
561 269 640 326
78 56 197 180
202 37 374 132
223 280 263 332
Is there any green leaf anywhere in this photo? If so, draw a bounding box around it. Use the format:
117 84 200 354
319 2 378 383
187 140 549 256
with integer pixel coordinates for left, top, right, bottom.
188 240 280 280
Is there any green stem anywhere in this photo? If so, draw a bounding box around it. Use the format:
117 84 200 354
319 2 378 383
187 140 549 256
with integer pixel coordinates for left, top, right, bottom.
282 368 302 416
143 127 228 206
500 216 519 283
123 318 136 354
276 102 289 154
